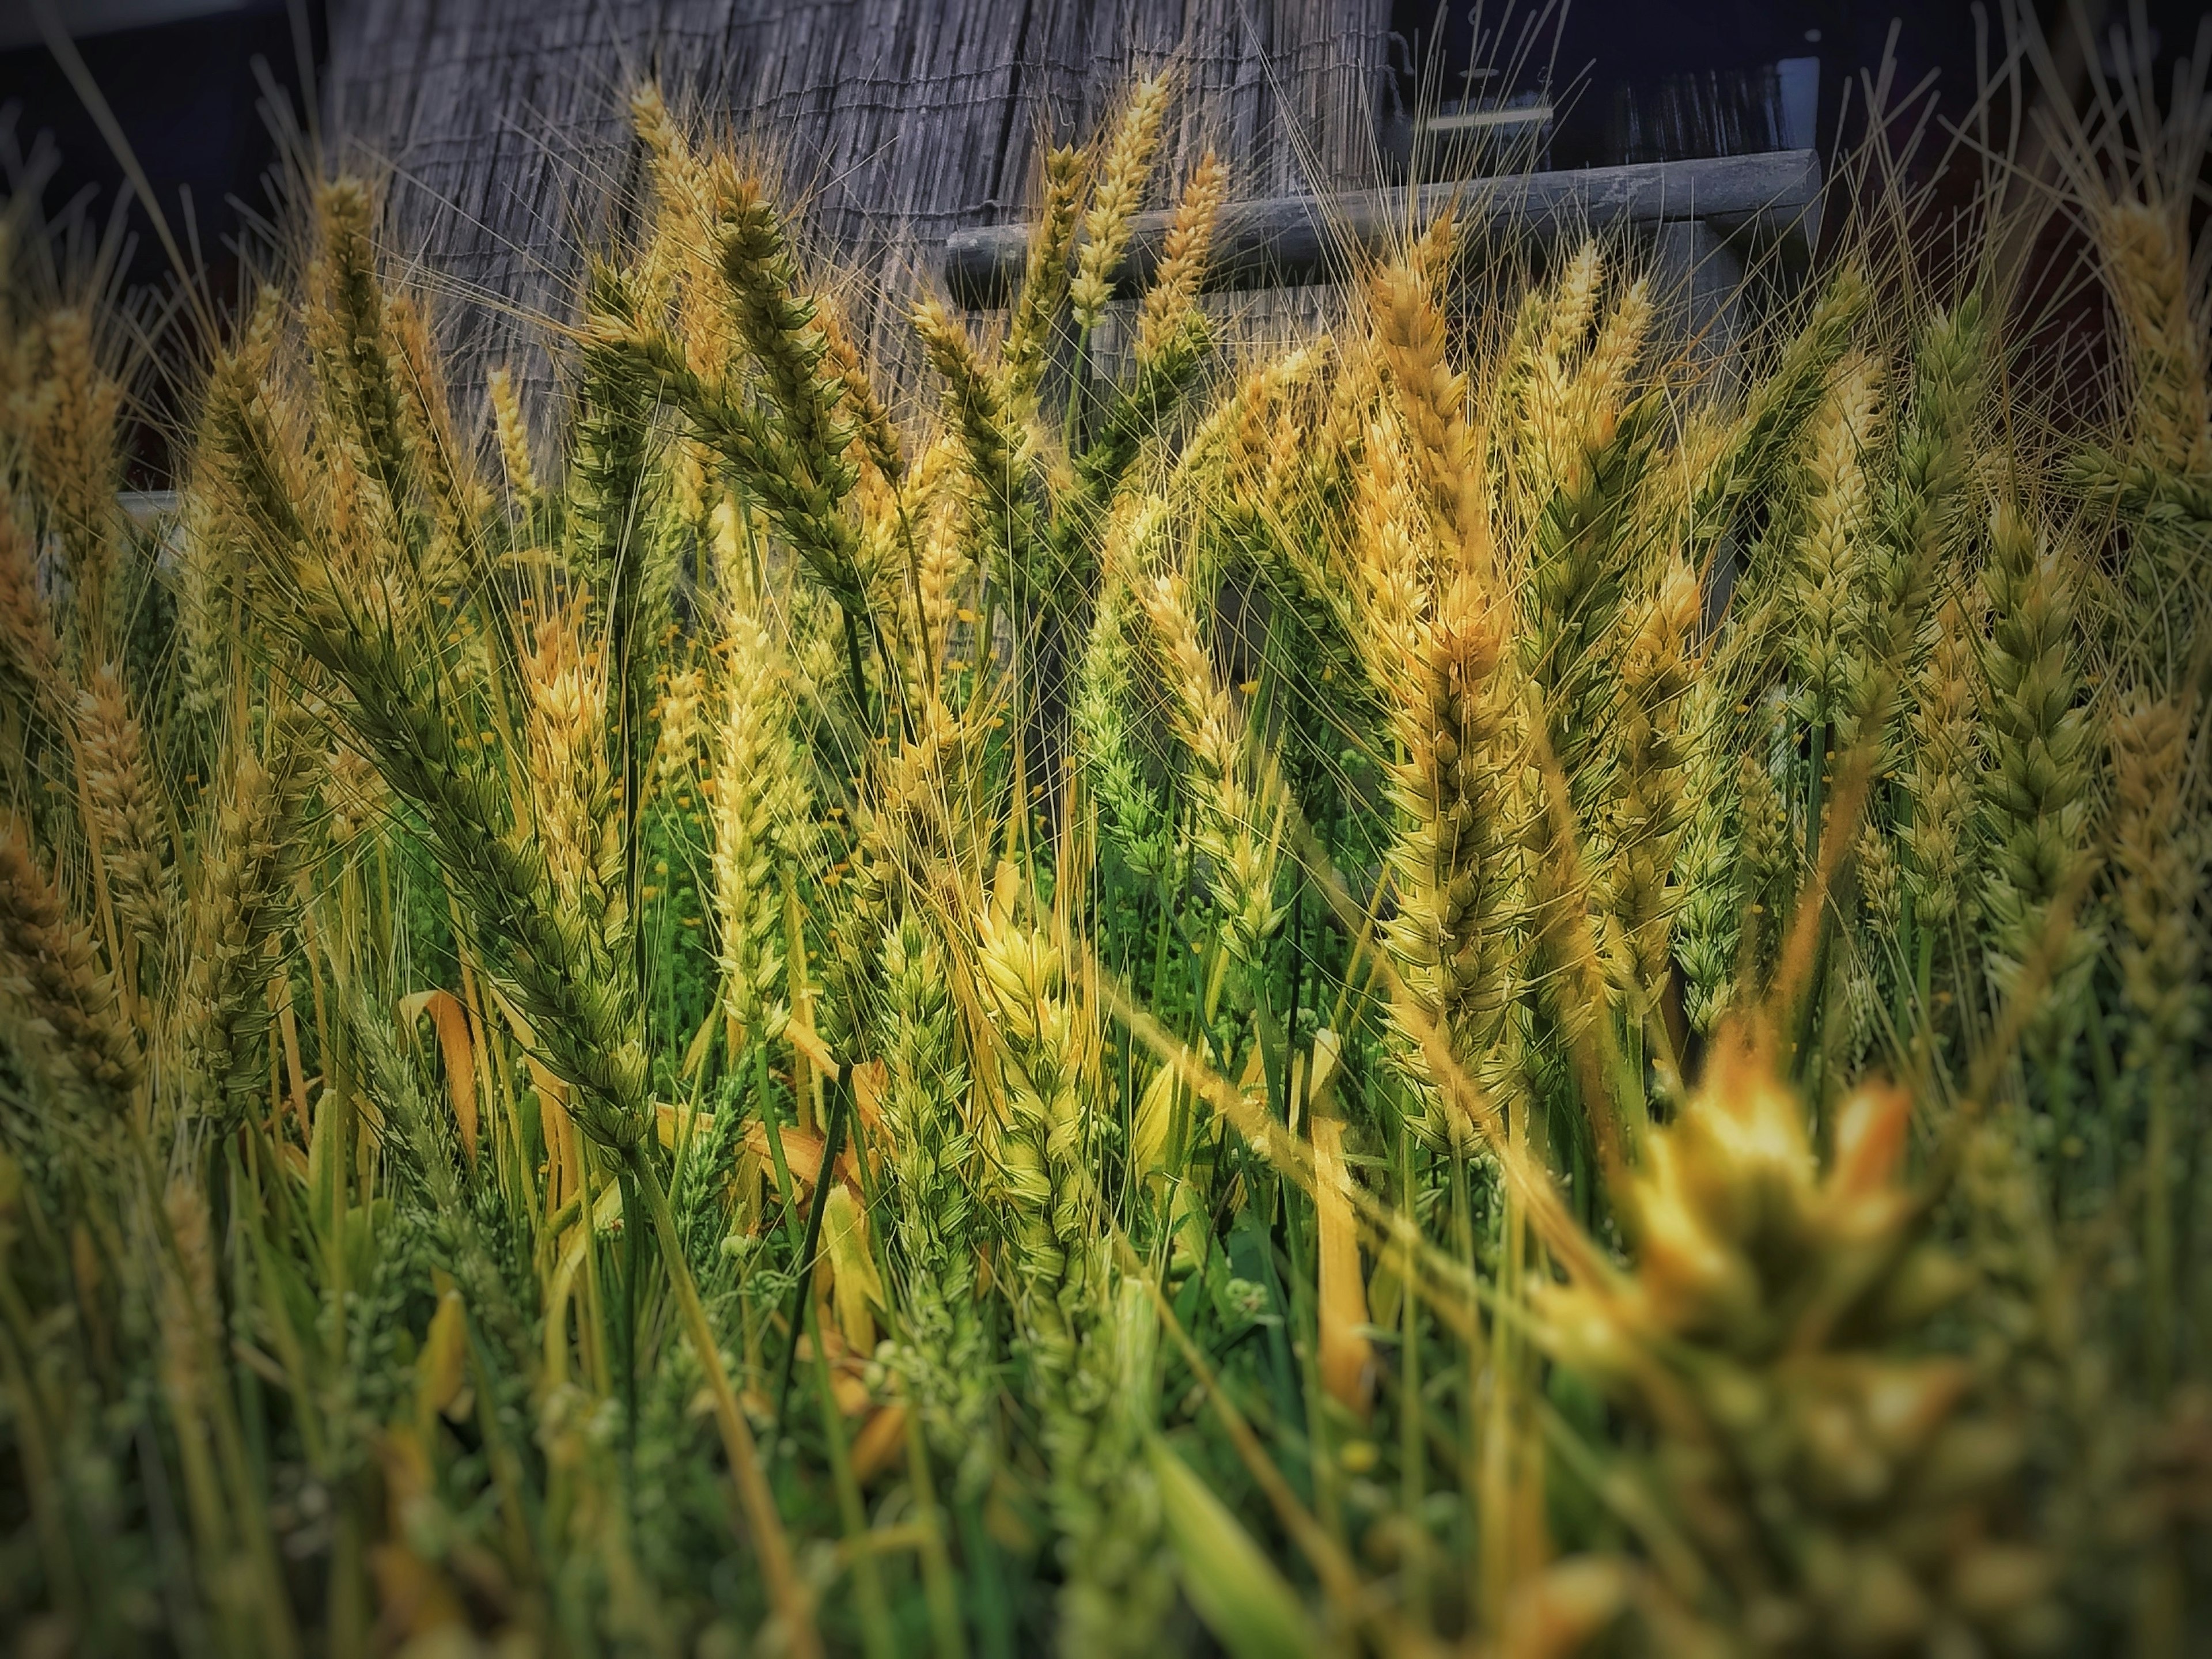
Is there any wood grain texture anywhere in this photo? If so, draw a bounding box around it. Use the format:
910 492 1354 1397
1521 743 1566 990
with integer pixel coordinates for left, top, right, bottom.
324 0 1394 416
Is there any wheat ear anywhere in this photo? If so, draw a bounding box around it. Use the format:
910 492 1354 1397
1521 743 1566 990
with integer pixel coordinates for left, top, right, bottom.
1851 293 1986 743
1603 558 1702 1007
1901 589 1982 1020
1075 566 1176 882
2100 199 2210 475
1782 349 1883 730
714 171 857 484
1135 150 1227 367
19 308 122 660
819 293 904 483
1370 215 1487 571
1135 556 1287 973
1070 75 1172 333
488 365 541 508
177 724 312 1125
1351 416 1526 1143
1003 144 1087 400
1672 665 1743 1034
2112 691 2205 1390
0 819 141 1111
1534 1034 2063 1650
712 587 812 1051
74 664 175 976
914 296 1034 584
975 896 1094 1353
0 488 67 791
305 180 419 527
1976 502 2097 1058
1687 266 1869 556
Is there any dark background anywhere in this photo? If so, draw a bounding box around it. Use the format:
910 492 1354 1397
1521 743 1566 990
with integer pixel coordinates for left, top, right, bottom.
1 0 327 302
1389 0 2206 166
6 1 2206 304
1 0 2205 484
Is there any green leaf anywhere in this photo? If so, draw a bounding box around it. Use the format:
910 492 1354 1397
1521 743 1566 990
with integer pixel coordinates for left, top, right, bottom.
1148 1436 1319 1659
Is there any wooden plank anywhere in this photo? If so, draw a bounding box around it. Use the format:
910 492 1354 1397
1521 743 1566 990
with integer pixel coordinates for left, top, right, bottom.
944 149 1822 305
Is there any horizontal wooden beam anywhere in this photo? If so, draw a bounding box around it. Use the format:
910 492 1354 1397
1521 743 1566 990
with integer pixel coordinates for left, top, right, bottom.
944 149 1822 308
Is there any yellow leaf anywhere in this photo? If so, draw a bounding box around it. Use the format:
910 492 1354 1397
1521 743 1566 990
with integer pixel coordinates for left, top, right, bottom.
657 1100 715 1151
1312 1111 1374 1418
849 1402 908 1484
681 1002 719 1080
824 1185 884 1355
849 1058 889 1142
417 1289 469 1423
788 1014 840 1082
399 989 479 1165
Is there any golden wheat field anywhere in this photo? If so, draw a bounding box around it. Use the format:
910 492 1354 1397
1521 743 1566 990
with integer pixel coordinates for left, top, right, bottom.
1 18 2210 1659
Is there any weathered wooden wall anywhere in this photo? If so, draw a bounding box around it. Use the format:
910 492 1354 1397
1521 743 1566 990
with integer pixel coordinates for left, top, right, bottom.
324 0 1394 406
